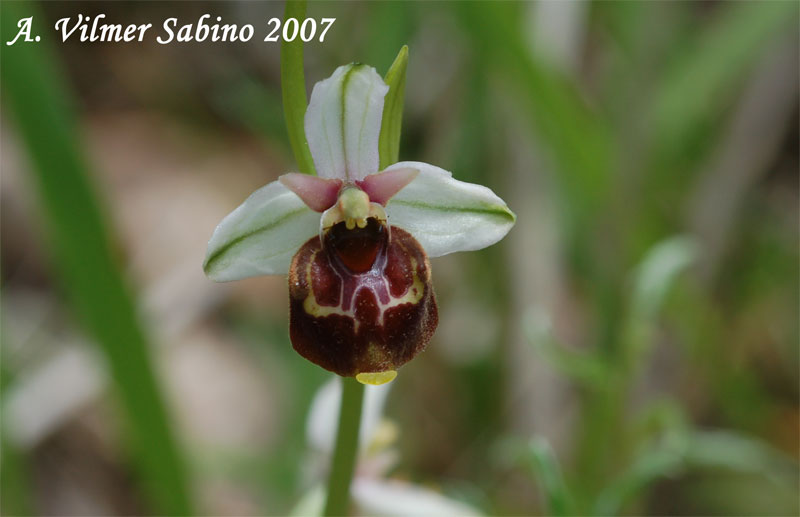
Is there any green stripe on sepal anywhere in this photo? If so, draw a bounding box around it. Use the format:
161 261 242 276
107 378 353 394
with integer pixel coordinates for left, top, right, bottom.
204 207 306 275
385 161 516 258
203 181 320 281
390 199 516 222
379 46 409 170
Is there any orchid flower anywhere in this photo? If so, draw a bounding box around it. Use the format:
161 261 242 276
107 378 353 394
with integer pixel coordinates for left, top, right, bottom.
203 63 514 383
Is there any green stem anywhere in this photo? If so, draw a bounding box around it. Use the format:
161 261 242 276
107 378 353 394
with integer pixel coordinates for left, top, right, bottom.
323 377 365 516
281 0 316 175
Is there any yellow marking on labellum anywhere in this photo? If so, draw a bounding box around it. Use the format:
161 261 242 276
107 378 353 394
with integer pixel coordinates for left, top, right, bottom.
302 249 352 319
380 257 425 312
301 251 426 334
356 370 397 385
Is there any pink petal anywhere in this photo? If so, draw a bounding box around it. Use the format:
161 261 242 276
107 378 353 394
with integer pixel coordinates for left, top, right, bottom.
279 173 342 212
357 167 419 206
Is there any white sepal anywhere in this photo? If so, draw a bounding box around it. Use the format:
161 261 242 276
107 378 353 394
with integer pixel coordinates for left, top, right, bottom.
385 161 516 258
203 180 320 281
305 64 388 181
352 479 482 517
306 376 392 456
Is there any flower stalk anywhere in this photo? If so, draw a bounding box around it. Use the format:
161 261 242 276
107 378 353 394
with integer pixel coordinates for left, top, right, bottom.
281 0 315 175
323 377 365 516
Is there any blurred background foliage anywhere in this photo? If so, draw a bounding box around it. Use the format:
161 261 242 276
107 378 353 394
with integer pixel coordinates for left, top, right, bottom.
1 1 798 515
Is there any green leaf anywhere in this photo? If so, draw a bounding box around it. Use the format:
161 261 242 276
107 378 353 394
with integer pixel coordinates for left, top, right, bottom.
527 437 573 517
0 360 32 517
623 235 696 368
685 430 799 486
593 447 683 516
281 0 316 175
650 1 799 167
630 236 696 320
0 2 192 514
0 435 31 517
379 45 409 169
523 306 610 388
593 402 689 515
457 3 614 221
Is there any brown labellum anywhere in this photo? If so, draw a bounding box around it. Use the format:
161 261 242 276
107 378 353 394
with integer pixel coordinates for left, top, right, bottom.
288 218 438 377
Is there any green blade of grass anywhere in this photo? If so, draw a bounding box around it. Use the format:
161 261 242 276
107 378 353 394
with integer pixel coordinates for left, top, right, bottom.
0 434 31 516
281 0 316 175
0 358 33 517
649 1 799 170
592 447 683 516
0 2 193 514
458 2 614 220
685 430 800 485
378 45 409 169
456 1 617 291
527 437 573 517
623 236 696 369
523 307 610 388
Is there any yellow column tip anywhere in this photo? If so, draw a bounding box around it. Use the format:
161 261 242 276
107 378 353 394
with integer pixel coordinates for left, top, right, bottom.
355 370 397 385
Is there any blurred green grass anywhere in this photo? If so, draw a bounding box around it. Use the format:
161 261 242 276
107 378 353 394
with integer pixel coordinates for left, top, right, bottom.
0 1 797 515
1 2 192 514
